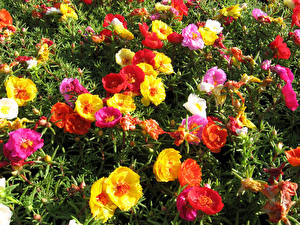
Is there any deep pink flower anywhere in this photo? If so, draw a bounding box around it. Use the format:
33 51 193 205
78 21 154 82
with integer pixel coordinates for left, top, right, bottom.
203 66 227 86
181 115 208 144
281 82 299 111
176 187 198 221
273 65 294 83
95 107 122 128
261 60 272 70
59 78 89 107
181 24 204 50
252 8 271 23
3 128 44 162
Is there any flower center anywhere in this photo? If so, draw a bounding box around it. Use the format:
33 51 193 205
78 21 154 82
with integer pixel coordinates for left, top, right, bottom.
21 139 33 149
127 73 136 84
195 103 203 111
150 87 158 96
15 88 30 100
198 195 213 207
96 193 109 205
82 102 94 114
115 182 130 197
0 106 10 115
192 32 198 40
122 58 131 65
105 115 115 123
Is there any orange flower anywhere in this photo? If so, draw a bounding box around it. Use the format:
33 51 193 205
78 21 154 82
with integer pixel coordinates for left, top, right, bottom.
168 125 200 146
202 122 228 153
140 119 164 140
50 102 73 128
285 147 300 166
64 112 91 135
0 9 13 29
178 158 202 187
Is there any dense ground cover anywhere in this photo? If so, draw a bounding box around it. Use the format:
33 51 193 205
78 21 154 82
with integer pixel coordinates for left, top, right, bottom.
0 0 299 224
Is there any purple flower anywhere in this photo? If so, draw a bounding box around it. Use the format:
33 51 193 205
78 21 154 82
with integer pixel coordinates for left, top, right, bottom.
181 115 208 144
282 83 299 111
95 107 122 128
181 24 204 50
59 78 89 107
272 65 294 83
203 66 227 86
176 187 198 221
3 128 44 162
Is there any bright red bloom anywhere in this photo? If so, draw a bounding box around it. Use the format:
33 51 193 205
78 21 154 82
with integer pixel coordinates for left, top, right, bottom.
99 29 113 43
119 65 145 93
139 22 150 38
269 35 291 59
15 56 33 62
187 186 224 215
103 14 127 29
202 122 228 153
0 9 13 29
140 119 164 140
102 73 128 94
50 102 74 128
64 113 91 135
285 147 300 166
178 158 202 187
171 0 188 21
82 0 92 4
142 32 164 49
167 32 184 44
292 5 300 27
132 49 156 67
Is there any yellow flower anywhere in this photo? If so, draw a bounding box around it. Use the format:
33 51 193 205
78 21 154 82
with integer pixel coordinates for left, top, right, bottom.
75 93 103 122
89 177 117 223
5 76 38 106
240 74 262 84
8 118 32 130
60 3 78 21
137 63 159 78
116 48 135 67
155 3 171 11
106 93 136 114
140 76 166 106
236 105 256 129
152 20 173 40
106 167 143 211
37 43 49 63
219 4 242 19
114 25 134 40
153 148 182 182
0 118 8 129
198 27 219 46
154 53 174 74
270 17 286 28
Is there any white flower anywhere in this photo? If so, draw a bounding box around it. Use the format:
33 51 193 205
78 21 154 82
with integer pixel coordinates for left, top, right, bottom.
111 18 124 28
0 203 12 225
0 178 5 188
68 219 82 225
0 98 18 120
205 19 223 34
197 81 214 93
26 59 38 69
183 94 207 118
45 7 61 15
236 127 248 136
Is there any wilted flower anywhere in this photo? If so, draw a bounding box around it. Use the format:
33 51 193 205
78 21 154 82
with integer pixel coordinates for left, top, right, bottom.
95 107 122 128
181 115 208 143
183 94 207 118
261 60 272 70
0 98 18 120
176 187 198 221
140 119 165 140
281 82 299 111
75 93 103 121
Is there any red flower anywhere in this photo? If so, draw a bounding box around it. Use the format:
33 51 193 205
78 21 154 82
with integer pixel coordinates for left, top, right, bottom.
292 5 300 27
139 22 150 38
142 32 164 49
167 32 183 44
140 119 164 140
102 73 128 94
269 35 291 59
132 48 156 67
285 147 300 166
0 9 13 29
187 186 224 215
202 122 228 153
64 113 91 135
82 0 92 4
226 116 242 135
103 14 127 29
178 158 202 187
120 65 145 93
50 102 74 128
171 0 188 21
15 56 33 62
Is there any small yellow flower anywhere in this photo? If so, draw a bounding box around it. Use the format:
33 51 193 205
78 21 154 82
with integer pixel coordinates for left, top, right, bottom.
116 48 135 67
154 53 174 74
137 63 159 78
5 76 38 106
236 105 256 129
0 118 8 129
37 43 49 63
270 17 286 28
106 167 143 211
155 3 171 11
219 4 243 19
152 20 173 40
240 74 262 84
153 148 182 182
8 118 32 130
140 76 166 106
60 3 78 21
89 177 117 223
106 93 136 114
75 93 103 122
114 25 134 40
198 27 219 46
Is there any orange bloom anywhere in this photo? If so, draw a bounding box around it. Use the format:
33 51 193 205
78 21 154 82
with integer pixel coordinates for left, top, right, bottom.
64 112 91 135
140 119 164 140
178 158 202 187
285 147 300 166
168 125 200 146
202 122 228 153
50 102 73 128
0 9 13 29
120 114 141 131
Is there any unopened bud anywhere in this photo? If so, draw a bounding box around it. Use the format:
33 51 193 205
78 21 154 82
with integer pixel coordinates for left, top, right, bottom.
277 142 283 150
44 155 52 162
32 108 40 115
98 130 103 136
170 120 176 127
41 198 48 203
33 214 41 221
74 137 80 142
14 51 19 57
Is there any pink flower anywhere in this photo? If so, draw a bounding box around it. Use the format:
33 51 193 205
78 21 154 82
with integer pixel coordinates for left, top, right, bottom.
95 107 122 128
181 115 208 144
252 8 271 23
203 66 227 86
281 83 299 111
59 78 89 107
3 128 44 162
261 60 272 70
181 24 204 50
273 65 294 83
176 187 198 221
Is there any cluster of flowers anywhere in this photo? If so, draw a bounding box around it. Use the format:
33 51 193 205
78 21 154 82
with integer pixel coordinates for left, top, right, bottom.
0 9 16 43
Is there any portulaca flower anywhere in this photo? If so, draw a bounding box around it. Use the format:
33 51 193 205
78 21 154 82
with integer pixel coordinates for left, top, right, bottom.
183 94 207 118
205 19 223 34
0 98 18 120
236 127 248 136
111 18 124 28
68 219 82 225
45 7 61 15
0 203 12 225
197 82 214 93
0 177 5 188
26 59 38 69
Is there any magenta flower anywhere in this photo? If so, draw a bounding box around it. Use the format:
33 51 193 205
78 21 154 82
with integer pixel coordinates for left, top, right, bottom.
252 8 270 23
176 187 198 221
181 24 204 50
273 65 294 83
95 107 122 128
203 66 227 86
261 60 271 70
181 115 208 144
59 78 89 107
281 83 299 111
3 128 44 162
